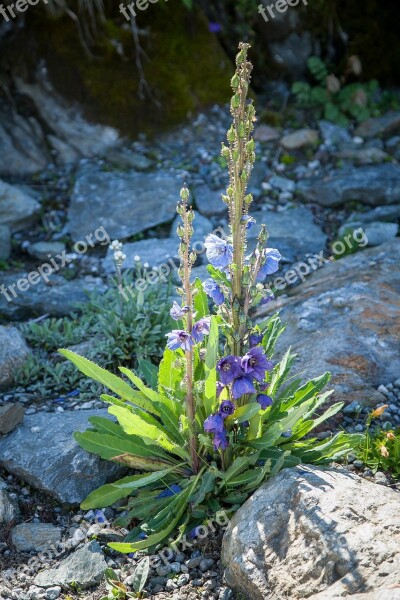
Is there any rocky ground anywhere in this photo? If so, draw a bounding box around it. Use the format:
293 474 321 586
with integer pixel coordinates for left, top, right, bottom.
1 102 400 599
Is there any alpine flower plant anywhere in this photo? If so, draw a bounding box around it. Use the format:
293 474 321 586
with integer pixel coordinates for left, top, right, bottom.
60 43 360 555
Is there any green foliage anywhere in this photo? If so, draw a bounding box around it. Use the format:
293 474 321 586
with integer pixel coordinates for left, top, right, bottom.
357 406 400 478
63 43 360 555
101 559 150 599
292 56 381 125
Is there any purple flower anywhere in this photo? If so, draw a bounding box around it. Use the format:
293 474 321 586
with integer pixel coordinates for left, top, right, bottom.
94 509 106 524
242 346 273 382
281 429 292 438
192 317 211 343
203 278 224 305
257 248 282 280
232 376 256 399
170 301 189 321
217 355 242 385
157 484 182 498
166 330 193 351
204 234 233 270
216 382 225 397
204 413 224 434
249 332 263 347
213 431 229 450
257 394 273 410
218 400 235 419
260 294 275 306
208 21 222 33
241 215 256 230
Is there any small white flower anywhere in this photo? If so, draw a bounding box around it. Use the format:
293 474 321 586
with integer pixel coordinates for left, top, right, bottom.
110 240 123 251
134 255 141 262
113 250 126 262
143 262 150 269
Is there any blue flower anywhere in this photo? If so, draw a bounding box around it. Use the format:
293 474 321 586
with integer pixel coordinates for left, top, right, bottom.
204 234 233 270
170 301 189 321
166 330 193 351
242 346 273 382
203 278 224 305
217 355 242 385
218 400 235 419
94 509 106 524
249 332 263 347
232 376 256 399
204 413 224 434
208 22 222 33
257 248 282 280
241 215 256 230
213 431 229 450
257 394 273 410
192 317 211 343
157 484 182 499
260 293 275 306
216 382 225 397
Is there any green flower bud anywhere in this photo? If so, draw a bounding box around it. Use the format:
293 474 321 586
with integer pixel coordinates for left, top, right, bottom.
238 122 245 138
227 186 234 196
221 145 230 159
180 186 190 200
245 193 253 204
231 94 240 109
231 74 240 89
246 139 255 153
222 195 230 204
227 127 236 143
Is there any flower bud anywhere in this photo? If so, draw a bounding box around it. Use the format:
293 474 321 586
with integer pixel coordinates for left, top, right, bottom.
371 405 388 418
230 74 240 89
221 145 230 159
231 94 240 109
180 186 190 200
227 127 236 143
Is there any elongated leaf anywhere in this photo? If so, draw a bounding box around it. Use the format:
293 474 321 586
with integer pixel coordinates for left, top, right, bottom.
119 367 159 403
112 454 176 471
74 430 172 462
268 348 295 397
281 373 331 412
204 317 218 414
193 278 209 320
88 416 134 440
260 313 286 357
138 358 158 389
158 348 183 394
222 454 259 483
59 350 158 415
190 471 216 507
131 557 150 594
226 402 260 425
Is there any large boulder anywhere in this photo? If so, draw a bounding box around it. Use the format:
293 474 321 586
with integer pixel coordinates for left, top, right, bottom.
0 180 40 232
0 326 30 389
0 410 124 505
257 240 400 408
222 466 400 600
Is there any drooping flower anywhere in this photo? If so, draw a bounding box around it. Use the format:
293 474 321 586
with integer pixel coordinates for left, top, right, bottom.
249 332 263 347
232 375 256 399
241 215 256 230
257 248 282 280
204 413 224 434
213 431 229 450
157 484 182 499
217 355 242 385
257 394 273 410
218 400 235 419
204 234 233 270
216 381 225 397
166 330 193 351
192 317 211 343
170 301 189 321
242 346 273 382
203 278 225 305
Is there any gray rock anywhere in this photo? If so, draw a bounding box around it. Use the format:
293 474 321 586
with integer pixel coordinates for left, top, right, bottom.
0 402 25 433
254 125 280 143
0 479 20 525
0 410 124 504
11 523 62 553
192 185 227 217
27 242 67 262
257 239 400 408
222 466 400 600
355 111 400 139
280 128 319 151
0 225 11 260
339 221 398 247
297 164 400 207
103 238 178 275
34 541 107 589
0 273 106 320
68 166 179 242
0 180 40 232
347 204 400 224
0 327 30 389
318 121 352 146
332 147 389 165
311 588 400 600
106 148 153 171
170 211 213 246
248 207 327 263
269 32 313 76
269 175 295 193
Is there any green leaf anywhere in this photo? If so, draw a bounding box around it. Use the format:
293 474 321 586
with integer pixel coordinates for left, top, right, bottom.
226 402 261 425
207 265 230 288
119 366 159 403
131 556 150 594
59 350 159 415
204 317 218 414
222 454 260 483
190 471 216 507
193 278 209 320
158 348 183 393
138 358 158 389
74 430 173 462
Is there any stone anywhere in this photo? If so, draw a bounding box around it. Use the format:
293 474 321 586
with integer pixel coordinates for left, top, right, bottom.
269 32 313 76
68 166 179 242
222 466 400 600
347 204 400 224
355 111 400 139
34 541 107 589
297 164 400 207
0 327 30 389
318 121 352 146
310 588 400 600
254 125 280 143
248 207 327 263
192 185 227 217
0 225 10 260
269 175 296 193
106 148 153 171
0 410 124 504
0 479 20 525
0 273 106 320
170 211 213 245
0 180 40 232
280 129 319 151
332 147 389 165
339 221 399 247
0 402 24 434
257 240 400 408
27 242 66 262
11 523 62 553
102 238 178 275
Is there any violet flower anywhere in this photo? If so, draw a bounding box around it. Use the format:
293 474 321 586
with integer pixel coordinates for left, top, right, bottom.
166 330 193 351
257 248 282 280
204 413 224 434
217 355 242 385
213 431 229 450
241 215 256 230
232 375 256 399
242 346 273 382
157 484 182 499
218 400 235 419
257 394 273 410
204 234 233 270
170 301 189 321
203 278 224 305
249 332 263 347
192 317 211 343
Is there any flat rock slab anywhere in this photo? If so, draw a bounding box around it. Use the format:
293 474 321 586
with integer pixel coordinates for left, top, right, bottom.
222 466 400 600
102 238 179 274
0 326 30 389
355 111 400 139
35 540 107 589
0 479 20 525
68 167 179 242
0 402 25 433
192 185 227 217
297 164 400 207
257 240 400 408
0 410 123 505
248 207 328 263
0 273 106 320
11 523 62 553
